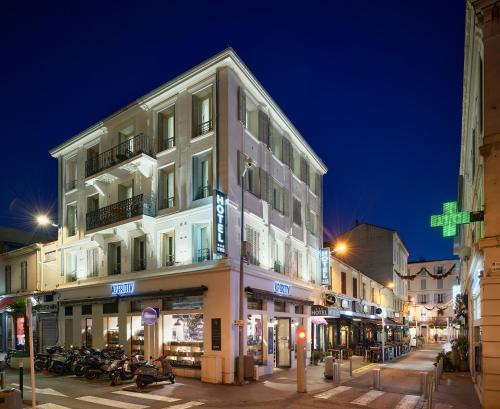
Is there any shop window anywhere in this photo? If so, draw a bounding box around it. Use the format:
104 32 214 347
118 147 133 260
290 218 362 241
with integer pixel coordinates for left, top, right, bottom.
295 305 304 314
104 316 119 349
103 302 119 314
193 223 211 262
162 295 203 310
274 300 286 312
65 306 73 316
247 315 263 365
131 300 144 313
82 304 92 315
82 318 92 347
129 316 145 356
247 294 263 310
163 313 204 368
133 235 147 271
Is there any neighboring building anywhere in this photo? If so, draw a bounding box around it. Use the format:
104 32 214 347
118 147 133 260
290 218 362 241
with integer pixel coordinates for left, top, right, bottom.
46 48 327 383
329 223 409 319
0 242 60 353
0 226 54 254
310 253 401 354
455 1 500 406
407 259 459 342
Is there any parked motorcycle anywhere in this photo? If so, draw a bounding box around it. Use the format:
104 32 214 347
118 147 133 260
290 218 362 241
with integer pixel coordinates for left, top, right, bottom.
83 348 124 380
50 348 78 375
109 354 145 385
135 356 175 388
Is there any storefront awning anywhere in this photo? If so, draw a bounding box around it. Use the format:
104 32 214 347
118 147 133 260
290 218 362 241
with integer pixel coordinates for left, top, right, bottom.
60 286 208 305
245 287 314 306
0 296 18 312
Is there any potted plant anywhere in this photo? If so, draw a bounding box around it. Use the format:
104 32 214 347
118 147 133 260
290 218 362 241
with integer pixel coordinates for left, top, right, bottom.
452 336 469 372
312 351 322 365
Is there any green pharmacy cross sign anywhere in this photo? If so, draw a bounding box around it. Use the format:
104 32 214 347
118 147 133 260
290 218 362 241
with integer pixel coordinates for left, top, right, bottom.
430 201 471 237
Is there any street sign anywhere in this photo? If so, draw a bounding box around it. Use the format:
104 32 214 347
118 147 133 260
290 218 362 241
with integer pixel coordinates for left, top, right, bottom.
234 319 244 326
142 307 158 325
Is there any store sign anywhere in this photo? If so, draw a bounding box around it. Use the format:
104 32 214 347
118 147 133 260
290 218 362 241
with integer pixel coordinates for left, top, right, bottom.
142 307 158 325
214 190 227 254
273 281 291 295
311 305 329 316
320 248 330 285
328 308 341 318
111 281 135 296
211 318 222 351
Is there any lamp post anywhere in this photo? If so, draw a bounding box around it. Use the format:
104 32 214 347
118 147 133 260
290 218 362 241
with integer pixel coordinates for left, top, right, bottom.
238 157 253 385
35 214 58 228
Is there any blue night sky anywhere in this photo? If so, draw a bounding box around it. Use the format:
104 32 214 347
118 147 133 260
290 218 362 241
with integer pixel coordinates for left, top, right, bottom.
0 1 465 261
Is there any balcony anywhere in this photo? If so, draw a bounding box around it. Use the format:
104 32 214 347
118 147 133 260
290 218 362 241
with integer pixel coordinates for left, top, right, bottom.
86 193 156 231
194 185 211 201
85 133 155 178
159 196 175 210
195 248 211 263
195 120 213 137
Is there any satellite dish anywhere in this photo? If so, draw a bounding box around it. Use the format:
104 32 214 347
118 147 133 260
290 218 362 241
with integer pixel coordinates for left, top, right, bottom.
375 307 383 315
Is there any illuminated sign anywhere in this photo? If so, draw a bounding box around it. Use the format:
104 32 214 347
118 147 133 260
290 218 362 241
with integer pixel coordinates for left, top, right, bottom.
111 281 135 296
273 281 291 295
311 305 329 316
320 248 330 285
214 190 227 254
431 201 471 237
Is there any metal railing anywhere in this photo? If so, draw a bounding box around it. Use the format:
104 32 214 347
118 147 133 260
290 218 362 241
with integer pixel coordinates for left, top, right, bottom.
86 193 156 231
164 255 175 267
194 185 211 200
85 133 155 177
67 271 77 283
196 120 213 137
133 259 146 271
196 248 210 263
159 136 175 152
109 264 121 276
159 196 175 210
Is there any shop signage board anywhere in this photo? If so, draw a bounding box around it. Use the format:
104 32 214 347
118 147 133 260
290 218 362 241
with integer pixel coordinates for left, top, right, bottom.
142 307 158 325
311 305 329 316
320 248 330 285
328 308 341 318
111 281 135 296
341 299 349 309
268 326 274 354
213 190 227 254
273 281 291 295
211 318 222 351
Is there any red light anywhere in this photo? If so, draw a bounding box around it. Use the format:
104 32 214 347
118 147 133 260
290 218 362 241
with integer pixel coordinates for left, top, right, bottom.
298 331 306 339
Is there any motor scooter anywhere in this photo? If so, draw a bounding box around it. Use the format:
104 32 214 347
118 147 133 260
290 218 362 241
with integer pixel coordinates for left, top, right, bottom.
109 354 145 385
135 356 175 388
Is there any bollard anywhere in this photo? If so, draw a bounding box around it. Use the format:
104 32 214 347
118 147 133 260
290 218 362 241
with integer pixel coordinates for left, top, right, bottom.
427 375 434 409
372 368 381 390
324 356 334 380
0 371 5 389
420 372 428 398
340 349 344 364
332 362 339 384
19 361 23 399
365 349 368 362
349 355 353 377
435 366 439 390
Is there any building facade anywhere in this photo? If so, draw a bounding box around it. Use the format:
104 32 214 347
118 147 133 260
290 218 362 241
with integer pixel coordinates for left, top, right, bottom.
455 1 500 406
407 259 459 342
46 49 327 383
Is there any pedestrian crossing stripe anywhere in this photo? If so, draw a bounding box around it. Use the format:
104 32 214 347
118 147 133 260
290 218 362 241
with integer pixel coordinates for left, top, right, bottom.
76 396 149 409
351 390 385 406
37 404 72 409
167 402 204 409
314 386 352 399
394 395 420 409
113 390 180 402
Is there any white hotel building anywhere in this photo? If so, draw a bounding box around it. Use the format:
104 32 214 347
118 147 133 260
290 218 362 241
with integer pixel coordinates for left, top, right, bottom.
48 49 326 383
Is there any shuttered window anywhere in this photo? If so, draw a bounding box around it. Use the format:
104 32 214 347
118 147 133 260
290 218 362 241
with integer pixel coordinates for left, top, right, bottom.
293 198 302 226
282 138 291 167
245 226 260 266
258 110 270 147
237 87 246 126
5 265 11 293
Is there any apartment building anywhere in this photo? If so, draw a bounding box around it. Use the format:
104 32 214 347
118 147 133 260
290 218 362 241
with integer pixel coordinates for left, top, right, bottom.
407 259 459 341
47 48 326 383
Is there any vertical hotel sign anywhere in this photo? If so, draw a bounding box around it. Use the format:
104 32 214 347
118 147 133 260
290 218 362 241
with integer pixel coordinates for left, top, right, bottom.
214 190 227 254
320 248 330 285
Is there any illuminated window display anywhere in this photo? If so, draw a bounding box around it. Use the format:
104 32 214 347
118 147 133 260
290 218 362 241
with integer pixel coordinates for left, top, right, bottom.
163 314 203 368
81 318 92 347
247 315 263 364
104 316 119 348
129 316 144 355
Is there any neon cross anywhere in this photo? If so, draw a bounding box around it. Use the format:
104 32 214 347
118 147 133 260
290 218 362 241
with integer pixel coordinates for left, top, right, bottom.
430 201 470 237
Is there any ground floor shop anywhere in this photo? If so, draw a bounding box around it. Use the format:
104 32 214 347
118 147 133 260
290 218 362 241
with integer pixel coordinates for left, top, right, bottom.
56 263 318 383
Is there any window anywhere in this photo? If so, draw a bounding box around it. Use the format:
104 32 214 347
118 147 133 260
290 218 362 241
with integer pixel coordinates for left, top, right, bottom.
270 125 282 161
371 287 375 302
4 265 11 293
118 180 134 202
162 231 175 267
274 301 286 312
108 242 121 275
20 261 27 291
300 157 310 185
245 166 261 197
103 302 118 314
295 305 304 314
246 226 260 266
353 277 358 298
437 293 445 304
362 283 366 300
247 294 263 310
293 198 302 226
193 223 211 262
292 149 300 176
158 107 175 151
66 203 77 237
193 151 212 200
82 305 92 315
341 272 346 294
66 254 77 282
65 156 77 192
133 235 147 271
86 144 99 176
87 194 99 213
272 180 287 215
192 88 213 137
421 279 426 290
163 295 203 310
293 249 302 279
159 165 176 209
244 96 259 137
436 266 443 275
273 239 283 273
307 211 318 236
87 248 99 278
44 251 56 262
437 278 443 289
65 306 73 316
418 294 428 304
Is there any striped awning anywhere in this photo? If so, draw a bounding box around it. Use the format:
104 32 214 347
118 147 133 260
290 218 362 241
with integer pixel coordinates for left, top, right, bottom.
0 296 19 312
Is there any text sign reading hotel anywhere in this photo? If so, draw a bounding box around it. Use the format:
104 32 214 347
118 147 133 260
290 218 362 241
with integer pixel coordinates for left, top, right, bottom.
214 190 227 254
111 281 135 296
320 248 330 285
273 281 291 295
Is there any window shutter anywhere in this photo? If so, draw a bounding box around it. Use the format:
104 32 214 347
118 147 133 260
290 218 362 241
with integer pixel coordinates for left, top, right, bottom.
315 173 322 196
305 161 310 186
306 210 311 232
290 145 294 170
237 150 246 186
260 169 268 202
258 110 269 146
282 138 290 167
238 87 246 126
157 113 164 150
300 157 307 183
192 95 199 137
283 187 289 216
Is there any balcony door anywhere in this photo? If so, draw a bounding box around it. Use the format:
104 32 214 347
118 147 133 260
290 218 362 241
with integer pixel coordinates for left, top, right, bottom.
118 180 134 202
193 223 211 262
118 125 135 157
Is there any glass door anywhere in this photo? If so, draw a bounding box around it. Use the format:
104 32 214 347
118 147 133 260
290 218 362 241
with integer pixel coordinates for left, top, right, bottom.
276 318 291 368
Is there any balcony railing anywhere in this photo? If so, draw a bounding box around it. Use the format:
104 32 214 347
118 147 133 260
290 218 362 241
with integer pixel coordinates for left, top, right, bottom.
194 185 211 200
164 255 175 267
196 248 211 263
159 136 175 152
86 193 156 231
133 259 146 272
85 133 155 177
196 120 213 137
159 196 175 210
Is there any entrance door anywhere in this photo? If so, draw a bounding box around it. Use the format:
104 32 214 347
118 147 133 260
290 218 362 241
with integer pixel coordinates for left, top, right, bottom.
276 318 291 368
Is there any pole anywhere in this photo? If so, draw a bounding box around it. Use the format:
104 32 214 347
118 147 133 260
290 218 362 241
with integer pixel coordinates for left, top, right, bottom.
296 326 307 392
381 316 385 363
237 173 245 385
27 298 36 408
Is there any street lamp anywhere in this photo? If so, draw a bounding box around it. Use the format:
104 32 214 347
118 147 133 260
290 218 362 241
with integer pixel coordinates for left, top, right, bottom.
332 242 348 255
35 214 58 228
238 157 253 385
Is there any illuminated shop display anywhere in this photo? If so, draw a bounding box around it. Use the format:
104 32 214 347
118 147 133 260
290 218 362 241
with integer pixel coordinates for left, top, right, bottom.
247 315 263 364
163 313 204 368
104 316 119 348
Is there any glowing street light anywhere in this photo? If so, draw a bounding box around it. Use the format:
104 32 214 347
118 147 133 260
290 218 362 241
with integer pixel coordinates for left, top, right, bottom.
333 242 348 255
35 214 57 228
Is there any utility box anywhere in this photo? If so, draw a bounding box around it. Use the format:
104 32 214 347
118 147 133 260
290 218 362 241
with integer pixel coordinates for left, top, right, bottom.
201 356 222 384
235 356 255 381
324 356 334 379
0 388 23 409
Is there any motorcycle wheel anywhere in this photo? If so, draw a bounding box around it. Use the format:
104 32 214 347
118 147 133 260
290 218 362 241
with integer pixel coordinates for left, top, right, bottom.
135 375 146 388
170 374 176 384
54 365 65 376
34 360 44 372
110 373 121 386
85 369 98 380
74 364 85 377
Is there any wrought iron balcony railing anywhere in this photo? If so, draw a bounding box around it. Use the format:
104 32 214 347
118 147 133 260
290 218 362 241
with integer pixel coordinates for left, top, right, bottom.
85 133 155 177
194 185 211 200
196 248 211 263
86 193 156 231
159 136 175 152
159 196 175 210
196 120 213 137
